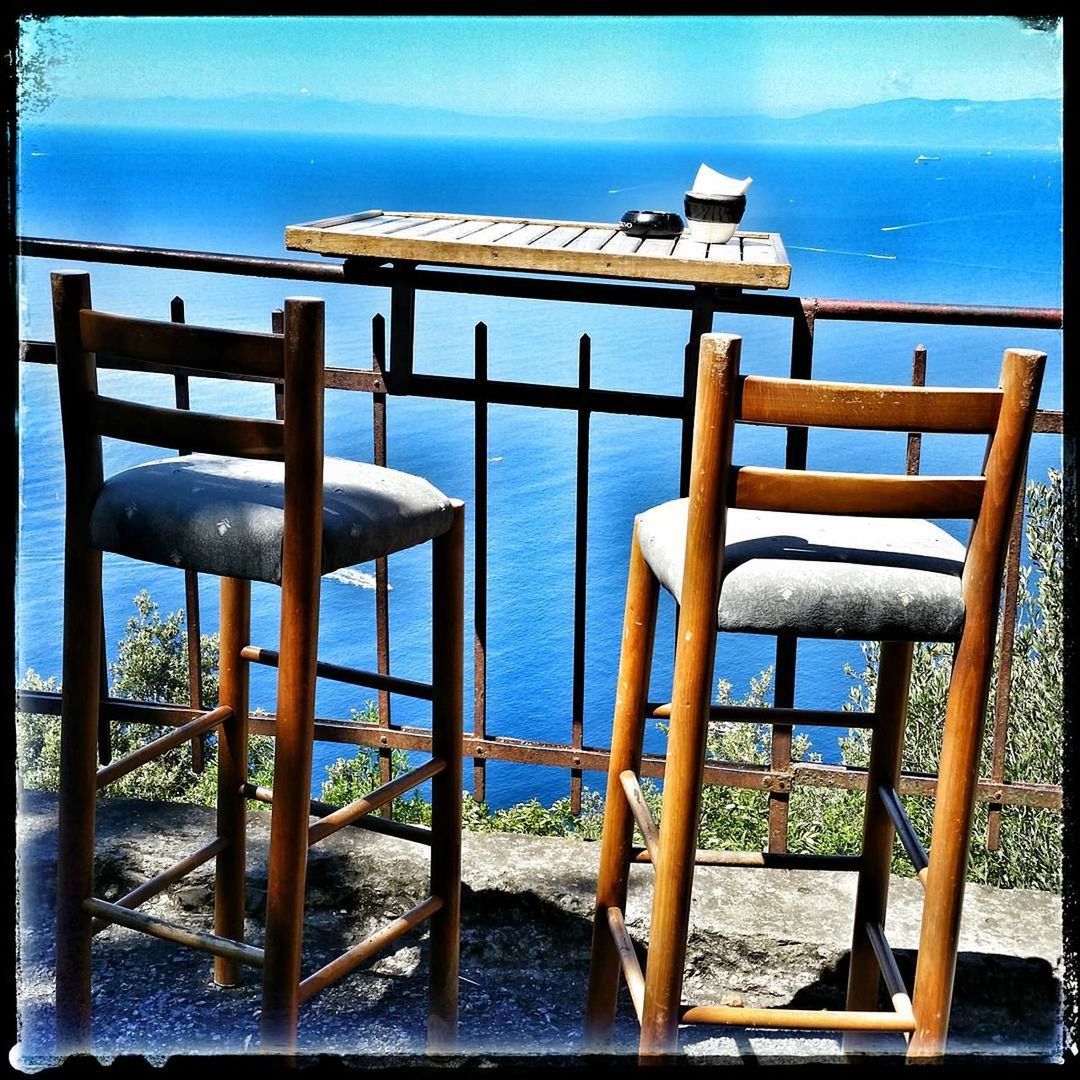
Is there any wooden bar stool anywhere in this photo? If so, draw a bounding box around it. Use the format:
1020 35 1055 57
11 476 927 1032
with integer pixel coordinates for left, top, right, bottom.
50 271 464 1056
585 332 1044 1060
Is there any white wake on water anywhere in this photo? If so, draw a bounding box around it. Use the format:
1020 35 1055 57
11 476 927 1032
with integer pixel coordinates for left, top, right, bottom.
325 568 388 590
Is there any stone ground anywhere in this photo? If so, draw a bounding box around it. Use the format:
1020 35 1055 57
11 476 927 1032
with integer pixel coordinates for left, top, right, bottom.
12 791 1065 1070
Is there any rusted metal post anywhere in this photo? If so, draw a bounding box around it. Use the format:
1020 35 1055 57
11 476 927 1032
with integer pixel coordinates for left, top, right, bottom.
571 334 591 814
906 344 928 474
372 313 394 810
767 299 816 852
473 322 489 804
271 307 285 419
388 261 416 395
679 286 715 497
172 295 205 772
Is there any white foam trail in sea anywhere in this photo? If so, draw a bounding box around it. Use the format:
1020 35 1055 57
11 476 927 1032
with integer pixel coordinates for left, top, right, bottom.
789 245 896 260
881 209 1022 231
325 568 387 590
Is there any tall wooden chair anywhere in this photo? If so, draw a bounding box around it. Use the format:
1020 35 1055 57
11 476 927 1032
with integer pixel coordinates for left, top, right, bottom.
51 271 464 1055
584 332 1045 1059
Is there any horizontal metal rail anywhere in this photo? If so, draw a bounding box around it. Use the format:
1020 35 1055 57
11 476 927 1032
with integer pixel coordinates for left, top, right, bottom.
22 336 1063 432
15 689 1063 811
17 236 1063 327
648 701 878 729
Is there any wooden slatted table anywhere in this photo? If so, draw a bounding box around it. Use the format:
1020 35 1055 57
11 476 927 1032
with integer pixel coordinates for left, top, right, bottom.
285 209 791 290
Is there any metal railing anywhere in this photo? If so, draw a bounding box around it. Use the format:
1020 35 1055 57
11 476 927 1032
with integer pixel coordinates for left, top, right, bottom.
15 236 1063 853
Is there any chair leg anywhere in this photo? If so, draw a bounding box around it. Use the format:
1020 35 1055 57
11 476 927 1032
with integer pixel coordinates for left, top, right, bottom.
909 631 994 1059
428 503 464 1051
843 640 914 1052
215 577 250 987
584 530 660 1050
638 618 718 1058
261 580 321 1053
55 546 104 1052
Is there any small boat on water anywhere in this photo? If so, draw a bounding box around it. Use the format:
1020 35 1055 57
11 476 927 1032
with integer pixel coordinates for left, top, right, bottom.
914 154 942 164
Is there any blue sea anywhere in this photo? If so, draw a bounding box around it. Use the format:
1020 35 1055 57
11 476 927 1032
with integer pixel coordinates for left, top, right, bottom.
16 127 1063 808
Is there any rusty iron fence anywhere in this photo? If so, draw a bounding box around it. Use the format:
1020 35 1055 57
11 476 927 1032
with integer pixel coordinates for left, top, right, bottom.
14 236 1063 854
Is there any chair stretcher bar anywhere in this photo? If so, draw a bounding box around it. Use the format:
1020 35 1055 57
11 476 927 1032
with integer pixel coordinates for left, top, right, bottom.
879 785 929 885
95 705 231 789
866 921 915 1025
84 896 264 967
241 645 433 701
606 906 645 1021
90 836 228 935
298 895 443 1003
629 846 861 871
619 771 660 866
244 783 435 846
677 1002 916 1032
308 758 445 845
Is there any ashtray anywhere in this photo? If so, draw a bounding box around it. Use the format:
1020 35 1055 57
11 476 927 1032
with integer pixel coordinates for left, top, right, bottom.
619 210 685 238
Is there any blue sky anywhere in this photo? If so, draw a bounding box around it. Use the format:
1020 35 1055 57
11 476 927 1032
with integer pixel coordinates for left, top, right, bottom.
20 15 1063 121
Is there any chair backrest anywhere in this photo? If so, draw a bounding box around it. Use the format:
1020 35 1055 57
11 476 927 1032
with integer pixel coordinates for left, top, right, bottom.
678 331 1045 690
50 270 326 577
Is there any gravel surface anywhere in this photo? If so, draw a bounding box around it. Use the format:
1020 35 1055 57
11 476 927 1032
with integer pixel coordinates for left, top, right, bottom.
12 790 1065 1069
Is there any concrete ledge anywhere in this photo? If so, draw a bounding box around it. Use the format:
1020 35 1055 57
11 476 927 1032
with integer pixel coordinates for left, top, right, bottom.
13 791 1064 1067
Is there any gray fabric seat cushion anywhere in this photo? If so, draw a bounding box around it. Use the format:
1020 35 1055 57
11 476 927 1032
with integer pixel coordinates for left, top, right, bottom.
635 499 967 642
90 453 455 585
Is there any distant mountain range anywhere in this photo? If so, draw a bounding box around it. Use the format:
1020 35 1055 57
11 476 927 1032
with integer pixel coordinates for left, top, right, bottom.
27 94 1062 150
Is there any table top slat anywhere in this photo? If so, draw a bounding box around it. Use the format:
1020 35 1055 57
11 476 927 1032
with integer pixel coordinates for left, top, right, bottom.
452 220 525 245
331 214 409 236
566 228 619 252
706 241 742 263
602 230 644 255
389 217 466 239
637 237 679 257
493 223 558 247
672 237 708 260
424 219 494 242
286 209 791 288
528 225 589 250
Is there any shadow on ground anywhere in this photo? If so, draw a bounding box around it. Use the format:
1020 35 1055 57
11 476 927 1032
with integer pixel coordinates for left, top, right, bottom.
13 791 1063 1068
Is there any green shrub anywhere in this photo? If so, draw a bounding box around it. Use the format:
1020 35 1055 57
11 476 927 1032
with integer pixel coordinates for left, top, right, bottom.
16 590 275 807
